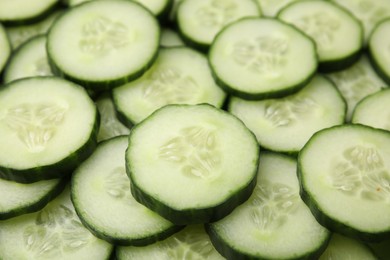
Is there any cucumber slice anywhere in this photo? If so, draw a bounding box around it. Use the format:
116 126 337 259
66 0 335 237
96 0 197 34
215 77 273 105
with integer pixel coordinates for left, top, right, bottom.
71 136 181 246
352 89 390 132
207 152 330 259
228 75 346 154
4 35 52 83
0 23 11 75
298 124 390 242
327 55 386 122
0 185 113 259
176 0 261 50
47 0 160 91
0 0 59 26
331 0 390 45
278 0 363 72
95 93 130 142
116 225 224 259
126 104 259 225
0 77 98 183
112 47 226 125
368 18 390 86
319 233 376 260
209 17 317 100
5 10 62 50
0 177 66 220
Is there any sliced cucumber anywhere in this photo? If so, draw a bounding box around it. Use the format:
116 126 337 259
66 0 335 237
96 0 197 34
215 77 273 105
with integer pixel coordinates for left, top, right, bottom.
71 136 181 246
112 47 226 125
5 10 62 50
352 89 390 132
0 0 59 26
47 0 160 91
116 225 224 260
331 0 390 45
0 23 11 75
95 93 130 142
319 233 377 260
126 104 259 225
0 185 113 259
368 18 390 86
176 0 261 50
4 35 52 83
209 17 317 100
278 0 363 72
207 152 330 259
0 77 98 183
0 177 66 220
298 124 390 242
228 75 346 154
327 55 386 122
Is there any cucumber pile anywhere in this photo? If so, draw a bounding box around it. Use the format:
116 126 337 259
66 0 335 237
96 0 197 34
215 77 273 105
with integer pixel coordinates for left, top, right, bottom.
1 0 390 259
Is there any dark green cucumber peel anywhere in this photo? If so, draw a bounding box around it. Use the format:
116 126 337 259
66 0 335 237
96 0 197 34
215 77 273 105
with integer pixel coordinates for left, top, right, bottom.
318 50 363 73
71 192 184 246
127 162 258 225
209 65 317 101
47 50 159 93
0 111 100 183
0 177 67 220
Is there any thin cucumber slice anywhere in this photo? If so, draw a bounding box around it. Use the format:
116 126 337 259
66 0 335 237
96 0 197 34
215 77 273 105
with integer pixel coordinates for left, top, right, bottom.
207 152 330 259
319 233 376 260
0 0 59 26
331 0 390 45
4 35 52 84
0 185 113 260
95 93 130 142
176 0 261 50
327 55 386 122
298 124 390 242
209 17 317 100
255 0 301 17
228 75 346 154
0 23 11 75
47 0 160 91
71 136 181 246
352 89 390 132
0 77 98 183
6 10 62 50
112 47 226 125
368 18 390 86
0 177 66 220
116 225 224 260
278 0 363 72
126 104 259 225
